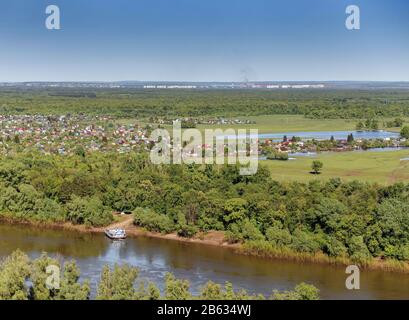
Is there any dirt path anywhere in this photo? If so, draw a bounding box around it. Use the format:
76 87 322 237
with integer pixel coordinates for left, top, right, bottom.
107 215 134 230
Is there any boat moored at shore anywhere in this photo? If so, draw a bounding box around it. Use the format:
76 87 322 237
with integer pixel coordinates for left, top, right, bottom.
105 228 127 240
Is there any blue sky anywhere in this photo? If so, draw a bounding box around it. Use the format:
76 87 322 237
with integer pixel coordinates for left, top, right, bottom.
0 0 408 81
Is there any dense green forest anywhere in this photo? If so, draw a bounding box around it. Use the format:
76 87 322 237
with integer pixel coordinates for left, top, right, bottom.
1 151 409 264
1 88 409 119
0 250 319 300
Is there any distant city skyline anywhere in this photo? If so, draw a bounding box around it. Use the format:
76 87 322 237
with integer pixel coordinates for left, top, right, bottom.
0 0 408 82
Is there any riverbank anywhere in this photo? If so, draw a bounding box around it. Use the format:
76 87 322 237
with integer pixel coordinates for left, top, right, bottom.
0 213 236 248
1 213 409 274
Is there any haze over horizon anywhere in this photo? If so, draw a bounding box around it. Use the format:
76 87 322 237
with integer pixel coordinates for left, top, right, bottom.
2 80 409 84
1 0 408 82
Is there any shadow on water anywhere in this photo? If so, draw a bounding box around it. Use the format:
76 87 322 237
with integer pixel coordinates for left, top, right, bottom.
0 223 408 299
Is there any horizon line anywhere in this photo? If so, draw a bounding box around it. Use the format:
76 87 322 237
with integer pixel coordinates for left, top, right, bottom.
1 80 409 84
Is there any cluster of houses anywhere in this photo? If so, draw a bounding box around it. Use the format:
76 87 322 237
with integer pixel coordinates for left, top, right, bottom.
261 135 407 155
0 114 153 155
151 117 256 126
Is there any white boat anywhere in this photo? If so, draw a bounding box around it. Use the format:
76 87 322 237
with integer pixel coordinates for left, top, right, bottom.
105 228 127 240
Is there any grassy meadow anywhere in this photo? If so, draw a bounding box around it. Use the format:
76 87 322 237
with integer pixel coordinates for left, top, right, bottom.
196 115 357 133
118 115 408 134
263 149 409 184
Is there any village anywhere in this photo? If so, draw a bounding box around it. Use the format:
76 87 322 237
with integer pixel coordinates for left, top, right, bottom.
0 114 153 155
0 114 407 160
150 116 256 127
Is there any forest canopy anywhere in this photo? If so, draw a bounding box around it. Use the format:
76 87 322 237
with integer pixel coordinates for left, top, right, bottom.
1 88 409 119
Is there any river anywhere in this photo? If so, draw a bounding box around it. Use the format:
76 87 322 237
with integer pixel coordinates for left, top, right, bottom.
0 223 408 300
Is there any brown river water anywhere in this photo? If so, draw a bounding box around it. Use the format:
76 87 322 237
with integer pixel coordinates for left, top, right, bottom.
0 223 408 300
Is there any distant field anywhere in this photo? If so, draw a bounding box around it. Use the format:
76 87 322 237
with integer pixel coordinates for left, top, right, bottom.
196 115 409 134
195 115 357 133
118 115 360 133
118 115 407 134
263 149 409 184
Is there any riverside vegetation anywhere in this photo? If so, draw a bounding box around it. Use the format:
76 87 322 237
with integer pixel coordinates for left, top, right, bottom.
0 250 320 300
1 151 409 269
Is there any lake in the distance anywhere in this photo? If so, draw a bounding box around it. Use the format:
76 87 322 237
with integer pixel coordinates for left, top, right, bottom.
220 130 400 141
1 223 408 300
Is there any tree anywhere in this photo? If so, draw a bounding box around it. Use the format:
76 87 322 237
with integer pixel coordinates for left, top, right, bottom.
135 282 160 300
265 226 292 247
30 254 90 300
356 121 364 131
401 126 409 139
223 198 248 223
291 229 320 253
133 207 175 234
164 273 191 300
271 283 320 300
29 253 60 300
0 250 31 300
348 236 371 262
375 198 409 247
311 160 323 174
96 264 138 300
395 118 404 127
365 118 372 129
200 281 223 300
57 261 90 300
265 149 289 161
370 119 379 130
66 196 113 227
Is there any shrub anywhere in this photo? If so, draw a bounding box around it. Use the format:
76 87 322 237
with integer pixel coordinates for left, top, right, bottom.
66 196 113 227
291 229 320 254
177 224 198 238
265 226 292 247
240 219 265 241
311 160 323 174
225 219 264 243
133 207 175 234
347 236 371 262
323 236 347 257
400 126 409 139
271 283 320 300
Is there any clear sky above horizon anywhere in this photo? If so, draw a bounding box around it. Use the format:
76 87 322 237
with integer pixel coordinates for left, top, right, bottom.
0 0 408 82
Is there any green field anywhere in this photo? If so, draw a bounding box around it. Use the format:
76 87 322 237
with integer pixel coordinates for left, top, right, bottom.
117 115 355 133
263 149 409 184
120 115 407 135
